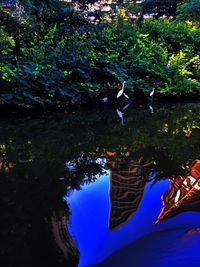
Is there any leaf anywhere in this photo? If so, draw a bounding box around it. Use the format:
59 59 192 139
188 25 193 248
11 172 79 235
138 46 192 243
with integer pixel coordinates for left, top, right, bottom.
117 88 124 98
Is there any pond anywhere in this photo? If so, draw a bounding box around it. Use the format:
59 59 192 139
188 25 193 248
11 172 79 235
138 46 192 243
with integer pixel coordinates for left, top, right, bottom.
0 101 200 267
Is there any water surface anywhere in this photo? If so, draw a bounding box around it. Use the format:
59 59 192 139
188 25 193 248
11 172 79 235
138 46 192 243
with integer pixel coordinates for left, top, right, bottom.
0 102 199 267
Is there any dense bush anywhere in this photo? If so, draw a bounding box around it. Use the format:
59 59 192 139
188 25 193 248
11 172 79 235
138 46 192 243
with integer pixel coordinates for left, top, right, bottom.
141 0 183 19
0 5 200 107
176 0 200 25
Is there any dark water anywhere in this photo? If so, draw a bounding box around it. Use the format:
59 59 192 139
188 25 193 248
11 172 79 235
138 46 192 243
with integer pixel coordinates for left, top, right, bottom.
0 102 200 267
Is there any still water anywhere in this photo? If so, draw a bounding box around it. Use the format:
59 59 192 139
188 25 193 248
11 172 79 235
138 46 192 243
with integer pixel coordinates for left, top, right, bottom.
0 102 200 267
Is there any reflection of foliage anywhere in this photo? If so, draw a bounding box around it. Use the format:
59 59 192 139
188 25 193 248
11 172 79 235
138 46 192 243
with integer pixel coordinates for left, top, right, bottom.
0 103 199 266
0 143 6 153
0 102 199 180
64 152 106 191
160 117 200 137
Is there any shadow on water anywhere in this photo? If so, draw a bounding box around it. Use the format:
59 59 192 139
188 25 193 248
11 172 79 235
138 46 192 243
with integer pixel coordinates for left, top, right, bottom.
0 102 199 267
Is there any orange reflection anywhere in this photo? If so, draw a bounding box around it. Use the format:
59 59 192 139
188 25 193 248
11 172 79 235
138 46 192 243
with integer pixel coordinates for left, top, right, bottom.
105 151 116 157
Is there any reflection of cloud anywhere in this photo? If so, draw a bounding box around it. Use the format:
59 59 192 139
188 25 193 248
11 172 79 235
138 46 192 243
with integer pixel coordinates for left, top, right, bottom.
156 160 200 224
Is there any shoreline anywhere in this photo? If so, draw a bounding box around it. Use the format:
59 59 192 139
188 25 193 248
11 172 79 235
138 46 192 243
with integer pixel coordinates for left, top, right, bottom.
0 93 199 116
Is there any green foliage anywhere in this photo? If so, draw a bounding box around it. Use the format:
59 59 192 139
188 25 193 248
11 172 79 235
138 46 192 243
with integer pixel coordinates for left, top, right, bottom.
0 4 200 107
141 0 183 19
176 0 200 25
141 19 200 51
18 0 63 19
139 19 200 94
160 49 200 94
0 25 16 97
0 25 15 64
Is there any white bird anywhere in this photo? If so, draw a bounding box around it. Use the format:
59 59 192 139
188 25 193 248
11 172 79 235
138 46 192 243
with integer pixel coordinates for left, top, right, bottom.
166 62 171 69
116 109 124 125
101 97 108 103
149 87 155 97
123 92 129 99
149 105 154 114
117 81 129 99
123 103 130 110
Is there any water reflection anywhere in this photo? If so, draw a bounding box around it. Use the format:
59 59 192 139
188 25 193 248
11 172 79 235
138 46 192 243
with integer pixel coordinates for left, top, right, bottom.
156 160 200 223
108 161 152 230
68 159 200 267
51 214 79 262
0 102 199 267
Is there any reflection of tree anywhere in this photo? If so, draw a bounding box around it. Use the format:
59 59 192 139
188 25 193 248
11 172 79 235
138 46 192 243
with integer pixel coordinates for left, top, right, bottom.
0 158 15 172
65 152 106 181
0 103 199 265
0 103 199 179
156 160 200 224
0 143 15 172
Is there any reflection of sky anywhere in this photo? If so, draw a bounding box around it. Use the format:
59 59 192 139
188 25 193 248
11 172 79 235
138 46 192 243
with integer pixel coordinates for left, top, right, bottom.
66 173 200 267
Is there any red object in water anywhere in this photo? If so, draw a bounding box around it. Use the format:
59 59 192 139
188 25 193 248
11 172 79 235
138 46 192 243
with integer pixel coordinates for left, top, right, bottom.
190 160 200 179
106 151 116 157
155 160 200 224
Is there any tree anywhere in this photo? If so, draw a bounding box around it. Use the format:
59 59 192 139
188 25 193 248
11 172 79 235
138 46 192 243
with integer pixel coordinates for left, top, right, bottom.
176 0 200 25
16 0 63 20
141 0 184 19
